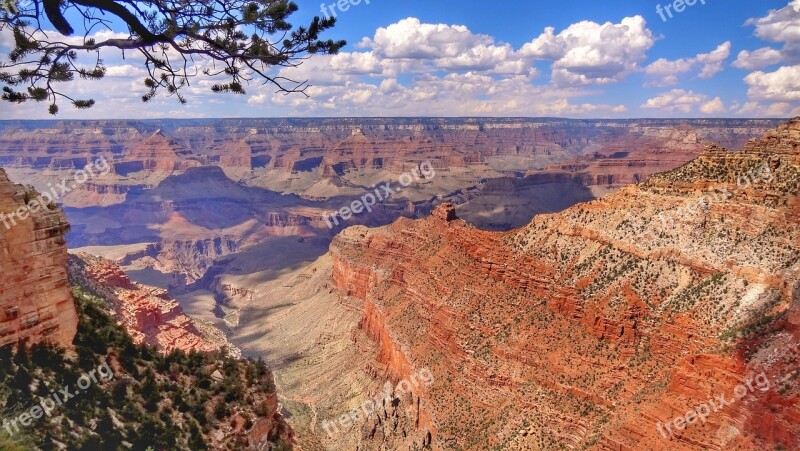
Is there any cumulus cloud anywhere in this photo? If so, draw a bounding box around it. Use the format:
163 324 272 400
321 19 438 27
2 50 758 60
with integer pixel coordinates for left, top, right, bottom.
734 3 800 115
644 42 730 86
744 65 800 102
4 12 771 118
641 89 708 113
243 70 625 117
700 97 726 114
352 18 527 75
643 58 695 87
732 47 783 70
695 42 732 78
276 53 378 85
363 18 492 59
746 0 800 44
521 16 655 86
742 0 800 65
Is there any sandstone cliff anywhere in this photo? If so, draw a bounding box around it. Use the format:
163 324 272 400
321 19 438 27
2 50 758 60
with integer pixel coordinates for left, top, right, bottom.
0 169 77 348
67 253 239 356
326 119 800 450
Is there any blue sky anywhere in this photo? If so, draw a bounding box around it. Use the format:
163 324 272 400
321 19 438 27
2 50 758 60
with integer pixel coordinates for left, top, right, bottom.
1 0 799 118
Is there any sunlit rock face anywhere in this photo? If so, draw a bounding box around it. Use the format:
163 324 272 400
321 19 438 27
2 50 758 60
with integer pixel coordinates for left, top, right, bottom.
67 253 238 356
326 119 800 450
0 169 78 348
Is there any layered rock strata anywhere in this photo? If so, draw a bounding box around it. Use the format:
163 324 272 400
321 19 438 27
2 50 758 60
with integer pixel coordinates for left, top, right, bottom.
68 253 238 356
327 119 800 450
0 169 77 348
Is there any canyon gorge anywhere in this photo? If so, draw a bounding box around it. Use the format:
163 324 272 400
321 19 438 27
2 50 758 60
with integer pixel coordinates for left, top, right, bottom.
227 119 800 450
1 118 798 450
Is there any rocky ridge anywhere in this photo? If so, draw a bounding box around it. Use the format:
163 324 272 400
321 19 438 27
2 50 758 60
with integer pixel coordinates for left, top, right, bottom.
67 253 238 356
325 119 800 449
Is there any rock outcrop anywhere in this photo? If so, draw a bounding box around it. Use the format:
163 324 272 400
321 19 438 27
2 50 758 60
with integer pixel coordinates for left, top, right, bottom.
327 119 800 450
68 253 238 356
0 169 77 348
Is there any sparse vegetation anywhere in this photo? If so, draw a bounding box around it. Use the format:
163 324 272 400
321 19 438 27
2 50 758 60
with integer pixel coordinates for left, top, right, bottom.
0 286 291 450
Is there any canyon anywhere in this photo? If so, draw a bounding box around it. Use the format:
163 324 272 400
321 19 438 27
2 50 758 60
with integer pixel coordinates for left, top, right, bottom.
67 252 239 356
0 119 783 299
227 119 800 449
0 167 293 450
1 118 798 450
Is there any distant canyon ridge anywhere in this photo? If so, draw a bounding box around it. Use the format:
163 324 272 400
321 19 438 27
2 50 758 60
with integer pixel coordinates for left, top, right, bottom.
0 117 795 449
0 118 784 298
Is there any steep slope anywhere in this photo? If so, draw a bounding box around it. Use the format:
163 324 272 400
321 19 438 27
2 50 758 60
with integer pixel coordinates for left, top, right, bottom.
0 169 77 347
323 119 800 449
0 169 294 450
67 253 238 356
0 288 293 450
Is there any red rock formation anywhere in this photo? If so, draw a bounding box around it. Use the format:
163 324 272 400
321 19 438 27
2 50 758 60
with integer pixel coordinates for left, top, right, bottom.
0 169 78 348
0 119 780 176
327 119 800 450
68 253 236 355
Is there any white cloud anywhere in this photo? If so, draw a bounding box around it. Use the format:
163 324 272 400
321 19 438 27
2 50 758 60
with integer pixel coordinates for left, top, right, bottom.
700 97 726 114
741 1 800 66
732 47 783 70
521 16 656 86
330 52 382 74
644 58 695 87
641 89 708 113
745 0 800 44
104 65 147 78
436 43 524 74
695 42 731 78
365 18 491 59
243 71 624 117
736 3 800 115
644 42 730 86
357 17 531 75
744 65 800 102
277 53 375 85
519 27 567 60
247 93 269 105
4 13 779 118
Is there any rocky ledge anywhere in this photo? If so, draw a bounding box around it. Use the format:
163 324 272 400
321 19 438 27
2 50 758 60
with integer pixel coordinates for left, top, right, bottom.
68 253 239 357
328 119 800 450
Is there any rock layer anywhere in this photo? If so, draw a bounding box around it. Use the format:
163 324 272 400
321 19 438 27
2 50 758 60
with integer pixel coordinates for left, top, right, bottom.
327 119 800 450
0 169 77 348
68 253 239 356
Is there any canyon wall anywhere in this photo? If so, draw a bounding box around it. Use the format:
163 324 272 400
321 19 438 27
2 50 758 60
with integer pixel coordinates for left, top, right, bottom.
0 118 782 293
326 119 800 450
0 169 77 348
0 119 782 206
68 253 238 356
